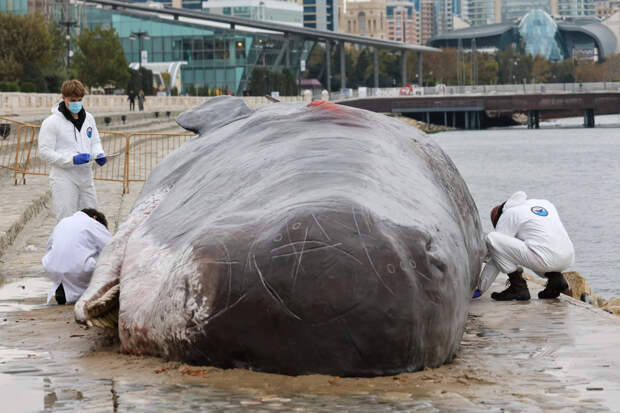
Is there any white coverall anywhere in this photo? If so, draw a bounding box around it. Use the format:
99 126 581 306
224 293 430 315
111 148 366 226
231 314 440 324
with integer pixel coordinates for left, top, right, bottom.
479 191 575 292
38 103 104 220
42 210 112 304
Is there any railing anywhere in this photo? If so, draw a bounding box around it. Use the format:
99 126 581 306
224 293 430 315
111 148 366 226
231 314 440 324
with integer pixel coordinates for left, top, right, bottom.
0 116 195 193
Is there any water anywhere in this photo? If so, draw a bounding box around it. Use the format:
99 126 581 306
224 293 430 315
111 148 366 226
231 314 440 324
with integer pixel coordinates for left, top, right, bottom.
432 122 620 298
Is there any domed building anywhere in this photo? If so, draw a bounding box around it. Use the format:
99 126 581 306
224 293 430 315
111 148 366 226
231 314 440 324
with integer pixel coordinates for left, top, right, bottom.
430 9 617 62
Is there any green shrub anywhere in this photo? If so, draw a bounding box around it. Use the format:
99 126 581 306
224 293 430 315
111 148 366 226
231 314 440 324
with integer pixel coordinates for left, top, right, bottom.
170 86 178 96
0 81 20 92
20 82 37 93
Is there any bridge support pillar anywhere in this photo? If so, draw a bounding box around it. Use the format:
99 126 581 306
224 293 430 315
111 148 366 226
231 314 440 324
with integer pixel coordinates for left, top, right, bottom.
443 111 448 126
339 41 346 91
326 41 331 94
527 110 540 129
373 48 379 89
425 112 430 124
464 111 469 130
584 109 595 128
452 111 456 127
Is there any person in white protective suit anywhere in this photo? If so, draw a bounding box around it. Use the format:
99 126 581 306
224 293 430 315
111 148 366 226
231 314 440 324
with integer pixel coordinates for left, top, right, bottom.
474 191 575 301
43 208 112 305
38 79 107 221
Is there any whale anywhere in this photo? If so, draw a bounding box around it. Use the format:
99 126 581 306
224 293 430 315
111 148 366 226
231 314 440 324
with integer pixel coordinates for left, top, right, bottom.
75 96 485 377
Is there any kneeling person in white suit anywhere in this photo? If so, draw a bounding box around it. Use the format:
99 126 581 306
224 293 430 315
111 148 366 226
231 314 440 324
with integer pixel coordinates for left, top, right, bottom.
43 209 112 305
477 191 575 301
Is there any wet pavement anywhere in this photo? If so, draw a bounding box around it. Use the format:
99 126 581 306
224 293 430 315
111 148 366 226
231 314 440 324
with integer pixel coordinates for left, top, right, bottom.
1 177 620 412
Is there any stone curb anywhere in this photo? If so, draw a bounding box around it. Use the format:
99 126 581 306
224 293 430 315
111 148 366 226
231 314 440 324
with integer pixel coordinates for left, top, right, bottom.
0 189 51 261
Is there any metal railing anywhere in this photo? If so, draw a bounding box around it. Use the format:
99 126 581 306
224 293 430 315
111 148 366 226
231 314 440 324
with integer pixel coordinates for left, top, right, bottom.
0 116 195 193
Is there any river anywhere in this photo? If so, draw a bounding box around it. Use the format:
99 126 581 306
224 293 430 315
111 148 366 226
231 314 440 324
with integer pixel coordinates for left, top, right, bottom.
432 115 620 298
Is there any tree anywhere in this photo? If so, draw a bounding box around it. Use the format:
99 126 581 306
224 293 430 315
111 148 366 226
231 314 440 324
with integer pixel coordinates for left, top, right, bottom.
574 61 604 82
531 55 552 83
72 26 129 89
0 12 59 90
603 53 620 81
127 67 154 95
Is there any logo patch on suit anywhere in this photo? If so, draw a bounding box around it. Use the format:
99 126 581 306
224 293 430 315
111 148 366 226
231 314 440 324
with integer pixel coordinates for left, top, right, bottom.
531 206 548 217
87 127 93 138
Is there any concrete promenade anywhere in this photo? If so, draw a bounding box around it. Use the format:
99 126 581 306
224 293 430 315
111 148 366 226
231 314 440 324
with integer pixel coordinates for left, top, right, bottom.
0 166 619 411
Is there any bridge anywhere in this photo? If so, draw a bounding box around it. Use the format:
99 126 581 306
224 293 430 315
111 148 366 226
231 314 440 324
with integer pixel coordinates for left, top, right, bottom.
337 91 620 129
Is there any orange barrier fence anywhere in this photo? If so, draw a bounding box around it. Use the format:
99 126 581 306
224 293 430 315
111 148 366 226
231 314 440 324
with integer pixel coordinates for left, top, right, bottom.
0 117 195 193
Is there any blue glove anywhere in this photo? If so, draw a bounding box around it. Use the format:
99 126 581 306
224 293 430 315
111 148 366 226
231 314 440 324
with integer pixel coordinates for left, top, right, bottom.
95 153 107 166
472 289 482 299
73 153 91 165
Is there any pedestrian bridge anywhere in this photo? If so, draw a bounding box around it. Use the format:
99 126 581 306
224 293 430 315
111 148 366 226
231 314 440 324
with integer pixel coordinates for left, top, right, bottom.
337 91 620 129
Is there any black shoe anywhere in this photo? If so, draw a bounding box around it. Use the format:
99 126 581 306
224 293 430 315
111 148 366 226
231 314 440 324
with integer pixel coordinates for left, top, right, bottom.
491 270 531 301
538 272 569 299
55 283 66 305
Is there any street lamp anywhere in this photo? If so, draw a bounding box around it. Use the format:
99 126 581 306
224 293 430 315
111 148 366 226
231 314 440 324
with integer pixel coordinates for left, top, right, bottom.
130 31 151 70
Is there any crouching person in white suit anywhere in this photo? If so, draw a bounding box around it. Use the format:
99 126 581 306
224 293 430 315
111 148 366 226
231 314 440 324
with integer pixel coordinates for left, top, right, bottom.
477 191 575 301
43 209 112 305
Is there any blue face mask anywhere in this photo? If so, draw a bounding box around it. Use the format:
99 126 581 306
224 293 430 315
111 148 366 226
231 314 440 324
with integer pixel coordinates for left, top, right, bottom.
68 101 83 114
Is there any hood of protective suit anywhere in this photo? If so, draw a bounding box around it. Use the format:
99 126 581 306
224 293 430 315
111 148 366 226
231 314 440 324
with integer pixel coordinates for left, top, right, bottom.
503 191 528 210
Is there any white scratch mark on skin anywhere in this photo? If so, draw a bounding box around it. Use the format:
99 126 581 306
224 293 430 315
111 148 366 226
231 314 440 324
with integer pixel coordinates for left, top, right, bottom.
205 292 248 323
291 227 309 292
272 242 343 257
352 206 395 296
253 254 302 321
312 213 331 241
217 241 233 308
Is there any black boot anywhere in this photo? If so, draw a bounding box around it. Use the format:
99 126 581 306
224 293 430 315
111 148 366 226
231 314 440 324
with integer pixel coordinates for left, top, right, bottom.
55 283 66 305
491 270 531 301
538 272 568 299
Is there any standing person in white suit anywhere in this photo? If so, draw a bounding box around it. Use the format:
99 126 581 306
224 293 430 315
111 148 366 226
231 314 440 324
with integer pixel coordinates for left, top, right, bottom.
475 191 575 301
38 79 107 221
43 208 112 305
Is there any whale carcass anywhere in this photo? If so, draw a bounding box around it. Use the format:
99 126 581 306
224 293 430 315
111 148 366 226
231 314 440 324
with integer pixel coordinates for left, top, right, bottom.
75 96 485 377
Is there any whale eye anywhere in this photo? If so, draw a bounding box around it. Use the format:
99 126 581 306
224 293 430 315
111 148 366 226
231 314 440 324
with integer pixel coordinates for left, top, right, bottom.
386 263 396 274
292 222 302 230
274 234 283 242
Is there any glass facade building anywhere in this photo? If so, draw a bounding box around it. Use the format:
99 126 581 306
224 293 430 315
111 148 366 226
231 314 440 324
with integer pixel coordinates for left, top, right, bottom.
518 9 564 59
44 2 312 95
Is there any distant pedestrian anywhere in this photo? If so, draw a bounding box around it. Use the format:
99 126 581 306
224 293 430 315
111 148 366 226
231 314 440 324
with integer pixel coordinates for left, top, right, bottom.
43 208 112 305
475 191 574 301
138 89 146 111
38 79 107 221
128 90 136 111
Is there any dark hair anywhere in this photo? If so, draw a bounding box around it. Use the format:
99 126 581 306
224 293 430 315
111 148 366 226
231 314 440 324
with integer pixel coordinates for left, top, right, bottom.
81 208 108 229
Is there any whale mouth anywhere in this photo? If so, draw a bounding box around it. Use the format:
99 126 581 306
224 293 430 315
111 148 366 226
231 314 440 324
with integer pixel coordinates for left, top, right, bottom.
81 284 120 329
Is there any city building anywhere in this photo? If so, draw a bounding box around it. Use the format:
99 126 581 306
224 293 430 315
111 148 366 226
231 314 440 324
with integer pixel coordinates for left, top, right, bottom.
501 0 551 22
552 0 596 17
595 0 620 19
419 0 435 44
386 0 417 43
339 0 386 38
430 9 617 60
434 0 454 34
602 10 620 52
303 0 338 30
203 0 303 26
461 0 500 26
1 0 438 94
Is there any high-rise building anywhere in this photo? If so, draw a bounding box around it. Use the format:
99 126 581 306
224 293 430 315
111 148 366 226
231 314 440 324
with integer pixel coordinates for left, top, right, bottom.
552 0 596 17
420 0 435 44
462 0 498 26
203 0 303 26
435 0 454 34
386 1 418 43
304 0 339 30
596 1 620 19
340 0 386 38
502 0 551 22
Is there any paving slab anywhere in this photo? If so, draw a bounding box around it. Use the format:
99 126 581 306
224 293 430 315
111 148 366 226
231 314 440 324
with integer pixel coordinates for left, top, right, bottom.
0 179 619 411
